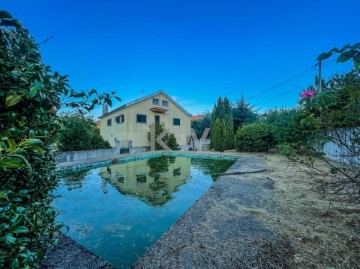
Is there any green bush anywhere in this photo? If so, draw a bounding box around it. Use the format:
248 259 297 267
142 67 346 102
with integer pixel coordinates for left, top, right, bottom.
57 114 111 151
146 123 179 150
261 108 305 145
0 11 116 267
235 123 274 152
165 133 180 150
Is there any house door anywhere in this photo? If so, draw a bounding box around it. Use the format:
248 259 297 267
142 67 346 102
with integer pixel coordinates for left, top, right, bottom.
155 115 160 124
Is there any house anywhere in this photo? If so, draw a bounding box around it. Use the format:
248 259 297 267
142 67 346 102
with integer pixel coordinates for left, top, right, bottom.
190 114 204 121
99 90 192 149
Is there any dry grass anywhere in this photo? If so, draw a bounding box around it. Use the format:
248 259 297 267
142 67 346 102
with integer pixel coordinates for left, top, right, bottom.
260 154 360 269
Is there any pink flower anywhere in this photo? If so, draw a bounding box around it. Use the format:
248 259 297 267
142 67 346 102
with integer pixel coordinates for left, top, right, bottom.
301 89 315 98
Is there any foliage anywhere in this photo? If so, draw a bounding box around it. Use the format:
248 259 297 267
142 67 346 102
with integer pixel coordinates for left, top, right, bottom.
235 123 274 152
232 95 258 132
165 133 180 150
191 112 211 138
0 10 116 268
210 118 227 152
317 42 360 67
294 68 360 203
146 123 179 150
261 107 305 146
210 97 234 150
57 113 110 151
147 156 175 177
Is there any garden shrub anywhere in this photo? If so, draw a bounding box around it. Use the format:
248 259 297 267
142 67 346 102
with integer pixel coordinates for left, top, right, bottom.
261 108 305 146
235 123 274 152
0 11 116 267
146 123 179 150
294 68 360 203
57 113 111 151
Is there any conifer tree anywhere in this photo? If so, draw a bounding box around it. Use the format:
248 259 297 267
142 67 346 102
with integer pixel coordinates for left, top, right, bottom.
210 97 234 150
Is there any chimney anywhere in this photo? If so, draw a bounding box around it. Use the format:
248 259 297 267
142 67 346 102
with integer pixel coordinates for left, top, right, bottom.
102 103 108 116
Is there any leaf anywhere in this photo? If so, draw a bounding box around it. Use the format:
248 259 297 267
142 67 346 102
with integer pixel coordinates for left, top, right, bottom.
29 81 43 98
0 18 22 28
12 226 29 234
0 159 23 169
30 145 44 153
317 51 333 61
0 191 9 201
0 223 9 232
115 96 121 101
11 258 19 268
17 237 31 243
353 54 360 67
337 50 355 63
89 89 97 96
70 92 85 98
338 44 350 53
5 95 22 107
0 10 13 19
4 233 16 244
9 154 32 171
105 98 112 107
7 139 17 151
19 138 42 147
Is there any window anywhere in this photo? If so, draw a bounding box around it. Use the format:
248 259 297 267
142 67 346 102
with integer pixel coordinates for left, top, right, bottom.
155 115 160 124
153 98 159 105
173 168 181 176
115 114 125 124
137 114 147 123
173 118 180 126
136 174 147 183
107 119 112 126
162 100 168 107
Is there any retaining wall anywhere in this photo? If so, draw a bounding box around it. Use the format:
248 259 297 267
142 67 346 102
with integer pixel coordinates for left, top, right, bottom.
56 148 120 163
322 127 359 166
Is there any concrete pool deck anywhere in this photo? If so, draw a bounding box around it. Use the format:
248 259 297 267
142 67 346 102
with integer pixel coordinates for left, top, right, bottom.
132 154 289 269
46 152 289 268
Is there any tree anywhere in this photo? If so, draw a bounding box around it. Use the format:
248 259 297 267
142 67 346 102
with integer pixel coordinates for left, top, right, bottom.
146 123 179 150
57 114 111 151
232 95 258 132
0 10 117 268
261 107 304 145
191 112 211 138
210 97 234 150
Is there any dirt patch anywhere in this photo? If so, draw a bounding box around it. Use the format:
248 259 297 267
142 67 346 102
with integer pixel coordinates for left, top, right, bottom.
260 154 360 269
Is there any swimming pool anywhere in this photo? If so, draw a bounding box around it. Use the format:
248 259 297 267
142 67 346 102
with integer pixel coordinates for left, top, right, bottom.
53 155 235 268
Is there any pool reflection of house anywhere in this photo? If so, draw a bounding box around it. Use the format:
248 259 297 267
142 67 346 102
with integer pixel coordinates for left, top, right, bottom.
100 157 191 205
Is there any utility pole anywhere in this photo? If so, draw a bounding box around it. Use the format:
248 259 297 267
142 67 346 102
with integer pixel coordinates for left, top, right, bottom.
318 59 322 92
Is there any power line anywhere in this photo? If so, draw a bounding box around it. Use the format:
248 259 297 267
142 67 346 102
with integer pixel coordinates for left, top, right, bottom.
182 59 336 110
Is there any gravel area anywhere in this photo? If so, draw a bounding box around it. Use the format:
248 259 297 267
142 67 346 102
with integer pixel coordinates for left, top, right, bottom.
41 234 116 269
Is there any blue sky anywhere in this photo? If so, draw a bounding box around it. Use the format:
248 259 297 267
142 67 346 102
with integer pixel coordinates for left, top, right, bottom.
2 0 359 116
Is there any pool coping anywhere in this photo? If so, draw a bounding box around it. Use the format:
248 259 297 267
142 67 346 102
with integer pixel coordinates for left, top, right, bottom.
56 150 239 172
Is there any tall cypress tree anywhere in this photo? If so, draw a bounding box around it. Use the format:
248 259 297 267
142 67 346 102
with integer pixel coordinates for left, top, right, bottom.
210 97 234 150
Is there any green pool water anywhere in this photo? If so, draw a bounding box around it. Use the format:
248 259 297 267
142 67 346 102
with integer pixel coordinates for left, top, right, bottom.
53 156 235 268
